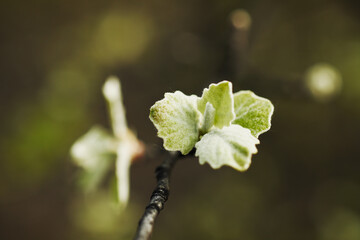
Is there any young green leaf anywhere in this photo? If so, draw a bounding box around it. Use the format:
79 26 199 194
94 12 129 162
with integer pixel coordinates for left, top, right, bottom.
70 126 117 192
199 102 216 134
71 77 145 209
149 81 274 172
149 91 201 154
195 125 259 171
71 126 117 170
197 81 235 129
233 90 274 137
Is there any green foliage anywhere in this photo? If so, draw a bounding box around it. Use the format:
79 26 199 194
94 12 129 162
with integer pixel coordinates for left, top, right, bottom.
233 91 274 137
197 81 235 128
149 91 200 154
195 125 259 171
70 126 116 192
199 102 216 134
71 77 144 209
150 81 274 171
71 126 117 170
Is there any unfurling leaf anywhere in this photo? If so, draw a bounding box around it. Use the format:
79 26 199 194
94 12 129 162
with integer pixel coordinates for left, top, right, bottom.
71 76 145 210
149 91 201 154
197 81 235 128
149 80 274 172
233 90 274 137
71 126 117 170
195 125 259 171
199 102 216 134
70 126 117 192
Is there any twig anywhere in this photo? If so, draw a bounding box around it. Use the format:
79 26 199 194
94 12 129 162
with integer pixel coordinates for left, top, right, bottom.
133 151 179 240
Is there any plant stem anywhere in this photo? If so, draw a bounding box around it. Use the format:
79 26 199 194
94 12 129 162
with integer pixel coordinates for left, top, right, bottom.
133 151 179 240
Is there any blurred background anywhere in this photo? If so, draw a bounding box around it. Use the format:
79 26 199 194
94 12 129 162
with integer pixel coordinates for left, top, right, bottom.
1 0 360 239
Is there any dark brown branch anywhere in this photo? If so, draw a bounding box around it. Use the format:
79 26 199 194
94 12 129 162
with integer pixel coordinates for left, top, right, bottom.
133 151 179 240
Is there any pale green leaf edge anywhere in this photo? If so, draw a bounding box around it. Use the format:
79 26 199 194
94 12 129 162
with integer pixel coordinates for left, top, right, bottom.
149 91 201 154
233 90 274 138
197 81 235 129
199 102 216 135
70 125 117 170
149 82 274 173
195 125 259 171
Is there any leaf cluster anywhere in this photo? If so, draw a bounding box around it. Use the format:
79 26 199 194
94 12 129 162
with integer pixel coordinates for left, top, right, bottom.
150 81 274 171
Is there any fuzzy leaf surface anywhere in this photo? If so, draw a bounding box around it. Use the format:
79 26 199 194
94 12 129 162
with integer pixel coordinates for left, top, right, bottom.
197 81 235 129
195 125 259 171
71 126 117 170
149 91 200 154
199 102 216 134
233 91 274 137
70 126 117 192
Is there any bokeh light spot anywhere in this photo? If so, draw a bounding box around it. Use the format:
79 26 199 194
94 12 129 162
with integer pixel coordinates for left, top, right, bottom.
230 9 252 30
305 63 342 102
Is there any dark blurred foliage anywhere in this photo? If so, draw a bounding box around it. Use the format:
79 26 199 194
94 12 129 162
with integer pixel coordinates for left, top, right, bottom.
1 0 360 239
